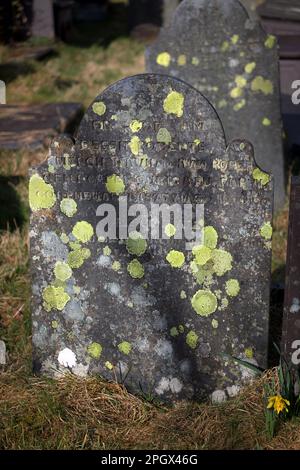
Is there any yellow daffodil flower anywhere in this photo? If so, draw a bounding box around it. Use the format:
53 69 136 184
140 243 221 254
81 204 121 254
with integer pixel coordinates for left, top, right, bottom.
267 395 290 414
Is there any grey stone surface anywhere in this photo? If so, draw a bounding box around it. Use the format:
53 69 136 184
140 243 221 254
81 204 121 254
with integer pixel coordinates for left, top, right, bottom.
146 0 285 210
29 74 273 401
32 0 55 39
0 340 6 365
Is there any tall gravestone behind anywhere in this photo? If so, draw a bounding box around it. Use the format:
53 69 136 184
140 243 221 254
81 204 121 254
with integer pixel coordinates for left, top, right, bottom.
146 0 284 210
29 74 273 401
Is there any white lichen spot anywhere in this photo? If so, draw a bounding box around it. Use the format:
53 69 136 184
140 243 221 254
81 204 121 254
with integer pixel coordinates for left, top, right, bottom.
58 348 77 368
211 390 227 404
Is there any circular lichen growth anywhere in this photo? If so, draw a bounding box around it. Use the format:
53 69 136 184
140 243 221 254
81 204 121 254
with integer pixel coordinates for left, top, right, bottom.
42 286 70 311
192 245 212 266
68 248 90 268
127 259 144 279
54 261 72 282
225 279 240 297
211 249 233 276
251 76 273 95
260 222 273 240
29 174 56 211
112 260 121 271
126 231 147 256
164 223 176 238
103 245 111 256
191 290 218 316
157 51 171 67
72 221 94 243
163 90 184 117
105 174 125 195
118 341 132 355
157 128 172 145
130 120 143 133
204 226 218 249
186 330 199 349
60 198 77 217
87 342 102 359
92 101 106 116
170 326 179 337
252 168 270 186
166 250 185 268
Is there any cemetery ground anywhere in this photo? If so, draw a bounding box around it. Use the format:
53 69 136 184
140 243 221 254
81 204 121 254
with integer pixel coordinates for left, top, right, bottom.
0 18 300 451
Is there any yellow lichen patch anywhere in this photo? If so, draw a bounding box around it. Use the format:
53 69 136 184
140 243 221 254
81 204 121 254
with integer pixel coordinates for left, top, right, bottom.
68 248 91 268
245 62 256 74
204 226 218 250
225 279 240 297
191 290 217 316
127 259 144 279
51 320 58 329
105 361 114 370
92 101 106 116
177 54 186 66
235 76 247 88
42 285 70 311
231 34 239 45
129 135 142 156
211 319 218 329
194 138 201 146
72 221 94 243
105 174 125 195
221 40 229 52
211 249 233 276
60 198 77 217
157 128 172 144
156 52 171 67
166 250 185 268
118 341 132 355
164 223 176 238
265 35 276 49
192 245 212 266
233 99 246 111
252 168 270 186
130 120 143 133
163 90 184 117
60 233 69 244
260 222 273 240
251 76 273 95
103 245 111 256
126 231 147 256
87 342 102 359
186 330 199 349
262 117 271 126
54 261 72 282
180 290 187 299
192 57 199 65
245 347 254 359
29 174 56 211
112 261 121 271
218 99 227 108
230 87 243 99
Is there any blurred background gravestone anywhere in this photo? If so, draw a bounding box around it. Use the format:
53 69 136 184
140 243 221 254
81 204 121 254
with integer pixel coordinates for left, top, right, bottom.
30 74 273 402
146 0 285 210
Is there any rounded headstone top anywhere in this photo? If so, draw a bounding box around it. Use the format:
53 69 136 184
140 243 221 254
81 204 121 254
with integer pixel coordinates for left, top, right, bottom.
76 74 226 152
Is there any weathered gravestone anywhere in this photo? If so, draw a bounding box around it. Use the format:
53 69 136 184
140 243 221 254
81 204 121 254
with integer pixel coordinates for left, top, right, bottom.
282 177 300 368
146 0 285 210
29 74 273 401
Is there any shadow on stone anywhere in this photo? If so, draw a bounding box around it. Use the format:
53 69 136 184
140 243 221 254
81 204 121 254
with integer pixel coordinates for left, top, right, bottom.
0 176 27 232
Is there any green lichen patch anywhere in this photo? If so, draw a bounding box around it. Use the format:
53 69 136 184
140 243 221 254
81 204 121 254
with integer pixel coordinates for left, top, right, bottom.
54 261 72 282
166 250 185 268
191 290 218 317
211 319 219 329
178 325 185 333
252 168 270 186
51 320 58 329
245 347 254 359
157 128 172 145
156 52 171 67
60 233 69 244
126 231 147 256
72 221 94 243
251 76 273 95
211 249 233 276
118 341 132 355
225 279 240 297
87 342 102 359
68 248 90 269
177 54 186 66
112 261 121 272
60 198 77 217
170 326 179 337
92 101 106 116
103 245 111 256
130 120 143 133
260 222 273 240
186 330 199 349
193 245 212 266
29 174 56 211
127 259 144 279
180 290 187 300
42 285 70 311
265 35 276 49
163 90 184 117
129 136 141 156
204 226 218 249
105 174 125 195
164 223 176 238
245 62 256 74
